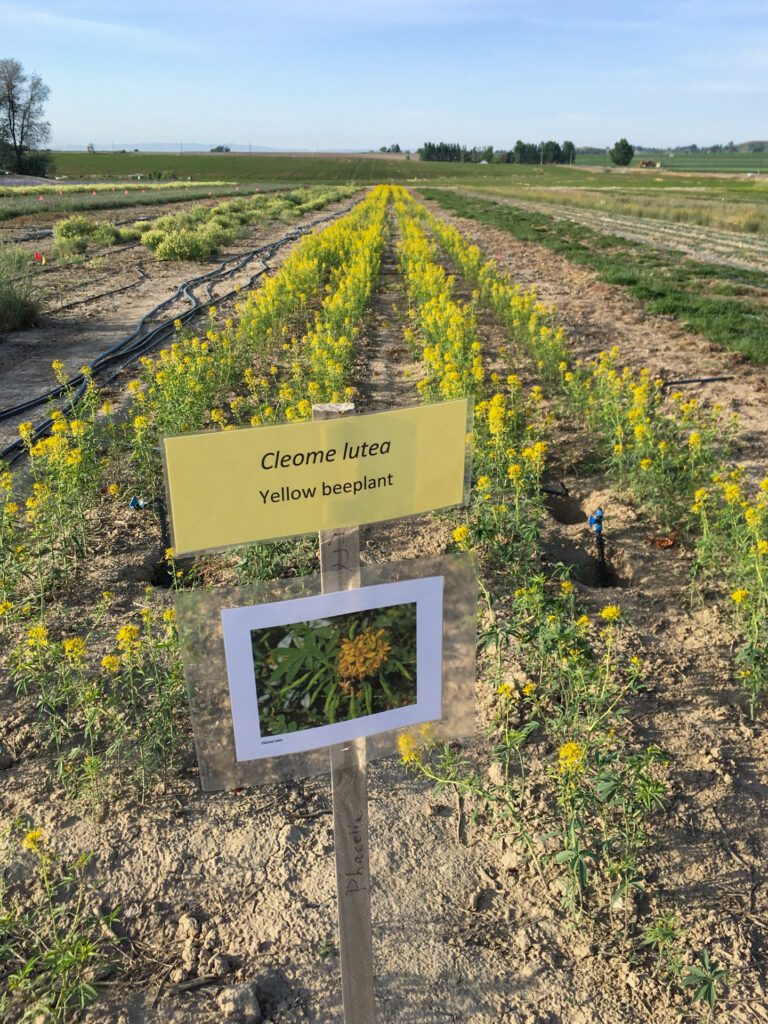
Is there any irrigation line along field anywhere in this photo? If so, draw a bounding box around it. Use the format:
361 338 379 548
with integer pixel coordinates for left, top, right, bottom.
0 203 359 466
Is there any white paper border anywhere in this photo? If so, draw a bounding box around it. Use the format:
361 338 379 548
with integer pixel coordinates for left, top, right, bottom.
221 576 444 761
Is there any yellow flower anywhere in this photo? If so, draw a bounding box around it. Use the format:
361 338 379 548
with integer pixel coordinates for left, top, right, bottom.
640 458 652 471
452 524 469 547
522 681 537 697
163 608 176 623
26 624 48 648
398 732 421 765
116 624 141 650
108 483 119 497
63 637 86 666
731 589 748 605
575 614 590 630
497 682 517 699
101 654 121 673
744 507 759 528
22 829 44 852
337 628 391 681
560 580 574 595
133 415 148 431
507 463 522 482
0 600 13 615
558 741 585 775
757 540 768 556
688 431 701 449
600 605 621 622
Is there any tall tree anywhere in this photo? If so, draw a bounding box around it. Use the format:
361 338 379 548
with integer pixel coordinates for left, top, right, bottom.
609 137 634 166
0 59 50 172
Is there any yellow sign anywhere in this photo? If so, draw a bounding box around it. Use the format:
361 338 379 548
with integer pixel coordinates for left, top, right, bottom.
163 400 471 556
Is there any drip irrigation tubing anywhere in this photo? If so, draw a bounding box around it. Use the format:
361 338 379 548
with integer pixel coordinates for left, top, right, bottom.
661 375 735 388
0 203 357 467
47 269 149 314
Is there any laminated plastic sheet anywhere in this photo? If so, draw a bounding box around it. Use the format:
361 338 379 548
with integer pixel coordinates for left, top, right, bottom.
176 552 477 790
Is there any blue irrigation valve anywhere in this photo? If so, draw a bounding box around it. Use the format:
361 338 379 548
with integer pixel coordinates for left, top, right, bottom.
129 495 146 510
589 508 604 536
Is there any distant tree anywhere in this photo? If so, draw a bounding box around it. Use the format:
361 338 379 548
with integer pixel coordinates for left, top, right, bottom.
513 139 541 164
379 145 387 152
86 142 95 154
210 145 230 153
609 138 634 166
541 140 562 164
562 140 576 164
0 59 51 173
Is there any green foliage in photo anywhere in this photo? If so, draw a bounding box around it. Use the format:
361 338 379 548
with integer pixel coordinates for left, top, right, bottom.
251 602 418 736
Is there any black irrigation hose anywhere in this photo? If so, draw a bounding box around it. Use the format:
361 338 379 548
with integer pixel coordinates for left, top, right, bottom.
13 227 53 242
0 205 357 467
48 268 149 314
661 376 735 388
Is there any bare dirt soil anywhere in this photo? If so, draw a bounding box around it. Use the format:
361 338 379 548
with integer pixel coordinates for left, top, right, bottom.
2 197 767 1023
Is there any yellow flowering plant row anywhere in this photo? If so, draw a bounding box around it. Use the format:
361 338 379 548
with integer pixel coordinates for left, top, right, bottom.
392 190 485 401
9 593 184 801
1 190 392 804
126 186 390 500
3 370 109 613
692 473 768 715
391 188 669 924
419 191 765 716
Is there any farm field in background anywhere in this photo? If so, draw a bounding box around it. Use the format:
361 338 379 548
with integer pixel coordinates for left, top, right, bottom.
1 179 767 1024
0 182 264 225
575 149 768 173
44 149 768 189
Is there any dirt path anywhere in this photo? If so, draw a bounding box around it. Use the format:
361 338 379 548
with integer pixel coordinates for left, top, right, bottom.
446 187 768 275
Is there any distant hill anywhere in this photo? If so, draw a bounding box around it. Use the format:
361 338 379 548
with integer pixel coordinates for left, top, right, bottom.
52 143 283 153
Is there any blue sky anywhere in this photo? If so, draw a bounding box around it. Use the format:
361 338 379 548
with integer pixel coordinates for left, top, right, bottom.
3 0 766 150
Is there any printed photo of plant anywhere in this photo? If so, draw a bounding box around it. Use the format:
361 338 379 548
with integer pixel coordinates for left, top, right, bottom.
251 602 417 736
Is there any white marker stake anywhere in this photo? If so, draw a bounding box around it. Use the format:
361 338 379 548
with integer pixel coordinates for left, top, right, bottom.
315 403 376 1024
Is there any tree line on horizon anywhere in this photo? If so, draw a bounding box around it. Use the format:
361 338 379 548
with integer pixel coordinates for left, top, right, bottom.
418 140 577 165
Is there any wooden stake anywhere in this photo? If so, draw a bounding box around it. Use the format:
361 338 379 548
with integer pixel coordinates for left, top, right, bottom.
315 403 376 1024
